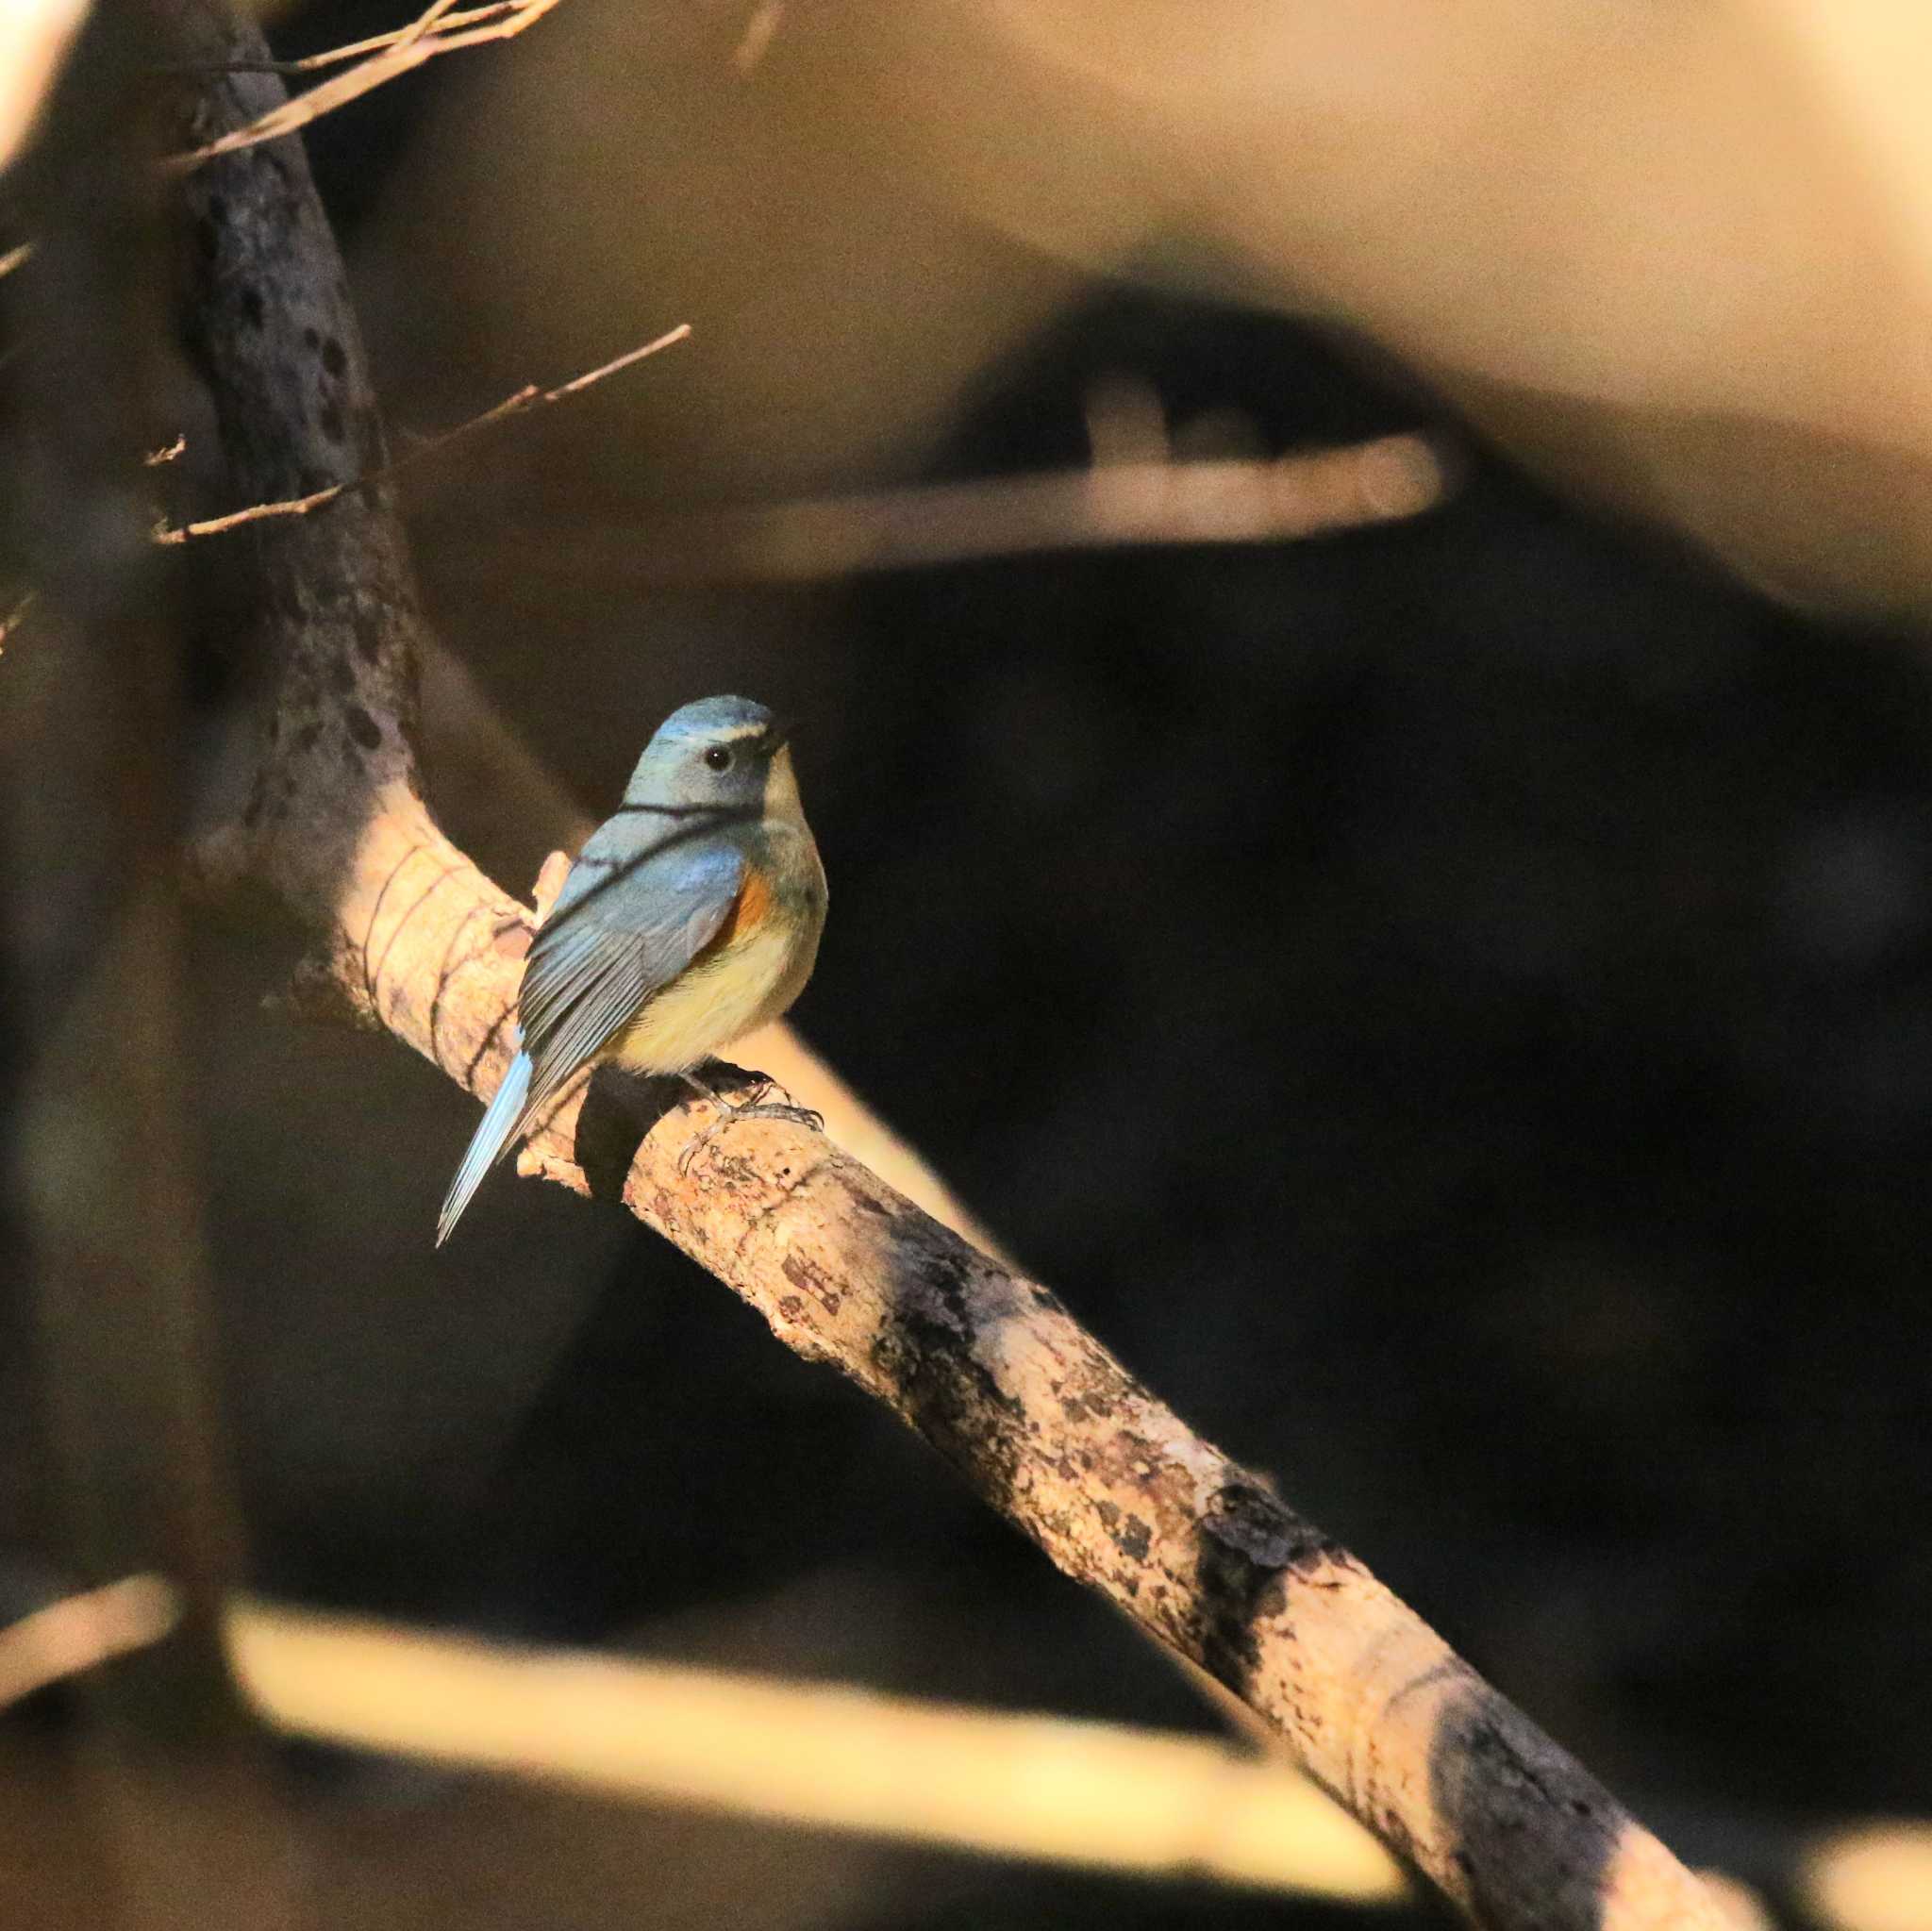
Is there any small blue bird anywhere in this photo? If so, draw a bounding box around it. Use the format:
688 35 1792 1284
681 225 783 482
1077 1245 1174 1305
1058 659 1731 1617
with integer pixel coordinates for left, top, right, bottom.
437 695 828 1245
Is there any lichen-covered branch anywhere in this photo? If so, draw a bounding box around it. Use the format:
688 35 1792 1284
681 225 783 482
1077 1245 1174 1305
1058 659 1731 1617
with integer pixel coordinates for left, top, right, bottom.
164 7 1726 1926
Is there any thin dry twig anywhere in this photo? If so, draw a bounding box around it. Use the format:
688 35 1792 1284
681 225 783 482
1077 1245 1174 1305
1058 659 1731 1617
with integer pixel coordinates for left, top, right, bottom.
155 325 691 543
0 241 33 279
229 1597 1407 1905
194 1 529 77
163 0 568 173
390 0 466 59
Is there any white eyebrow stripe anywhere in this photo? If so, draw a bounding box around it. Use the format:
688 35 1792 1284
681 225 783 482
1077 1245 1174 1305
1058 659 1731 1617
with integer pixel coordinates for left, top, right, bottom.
704 722 771 742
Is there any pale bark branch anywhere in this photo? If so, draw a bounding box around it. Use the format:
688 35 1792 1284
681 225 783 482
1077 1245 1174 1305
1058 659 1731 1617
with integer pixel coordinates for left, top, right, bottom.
166 7 1726 1926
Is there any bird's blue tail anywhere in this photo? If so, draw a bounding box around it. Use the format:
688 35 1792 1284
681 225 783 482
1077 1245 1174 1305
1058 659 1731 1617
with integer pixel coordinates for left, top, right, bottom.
437 1051 534 1247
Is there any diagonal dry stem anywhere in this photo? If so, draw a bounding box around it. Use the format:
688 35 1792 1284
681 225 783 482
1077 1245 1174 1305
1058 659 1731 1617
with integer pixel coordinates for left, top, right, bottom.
156 325 690 542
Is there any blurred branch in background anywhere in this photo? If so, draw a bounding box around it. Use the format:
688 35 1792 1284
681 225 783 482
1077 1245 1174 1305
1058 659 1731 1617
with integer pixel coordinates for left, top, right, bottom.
373 0 1932 621
3 1579 1924 1929
163 9 1729 1929
0 1577 180 1712
228 1598 1407 1907
446 429 1446 588
0 0 89 176
776 0 1932 622
1805 1823 1932 1931
0 6 302 1924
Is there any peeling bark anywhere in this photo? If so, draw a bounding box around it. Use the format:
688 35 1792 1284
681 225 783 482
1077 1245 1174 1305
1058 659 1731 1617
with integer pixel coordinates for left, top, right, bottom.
163 6 1727 1926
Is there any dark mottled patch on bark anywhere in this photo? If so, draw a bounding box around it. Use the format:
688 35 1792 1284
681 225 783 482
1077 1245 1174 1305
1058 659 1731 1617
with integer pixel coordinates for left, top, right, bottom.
777 1295 805 1323
352 605 383 664
321 337 346 379
319 401 345 445
870 1257 1028 1518
239 286 265 330
1089 1497 1155 1567
919 1240 980 1332
1057 1357 1122 1424
294 722 321 753
302 325 321 351
1428 1682 1620 1927
344 704 381 750
327 658 353 695
1190 1479 1335 1695
780 1250 841 1317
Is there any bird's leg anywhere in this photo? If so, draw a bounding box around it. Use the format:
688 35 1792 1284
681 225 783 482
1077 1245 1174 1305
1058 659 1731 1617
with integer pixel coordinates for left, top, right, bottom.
676 1069 824 1174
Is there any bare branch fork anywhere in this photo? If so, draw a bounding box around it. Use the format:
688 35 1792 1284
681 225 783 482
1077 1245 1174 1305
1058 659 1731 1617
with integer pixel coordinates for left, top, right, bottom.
162 6 1725 1926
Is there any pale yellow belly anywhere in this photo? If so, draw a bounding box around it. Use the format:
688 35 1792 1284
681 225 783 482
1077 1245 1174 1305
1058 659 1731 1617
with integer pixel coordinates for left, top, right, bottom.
609 913 815 1075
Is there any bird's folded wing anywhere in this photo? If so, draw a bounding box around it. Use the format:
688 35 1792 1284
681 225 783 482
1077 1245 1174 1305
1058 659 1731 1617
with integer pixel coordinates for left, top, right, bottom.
518 837 746 1105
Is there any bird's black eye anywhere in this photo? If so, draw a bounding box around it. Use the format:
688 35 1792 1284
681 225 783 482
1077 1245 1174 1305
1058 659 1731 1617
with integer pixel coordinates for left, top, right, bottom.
704 744 733 773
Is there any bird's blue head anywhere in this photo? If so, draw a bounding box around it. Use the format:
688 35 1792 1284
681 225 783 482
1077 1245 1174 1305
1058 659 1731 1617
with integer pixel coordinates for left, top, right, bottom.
625 695 799 817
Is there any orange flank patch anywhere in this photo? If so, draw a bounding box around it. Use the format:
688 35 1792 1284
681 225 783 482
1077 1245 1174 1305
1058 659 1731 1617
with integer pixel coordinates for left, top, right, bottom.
717 866 774 948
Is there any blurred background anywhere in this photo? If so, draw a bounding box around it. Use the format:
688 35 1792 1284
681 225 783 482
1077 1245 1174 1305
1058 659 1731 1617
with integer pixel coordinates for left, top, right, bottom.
6 1 1932 1925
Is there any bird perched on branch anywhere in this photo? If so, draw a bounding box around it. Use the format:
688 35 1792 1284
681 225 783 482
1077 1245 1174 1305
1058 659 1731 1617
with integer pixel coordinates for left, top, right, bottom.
437 695 828 1245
